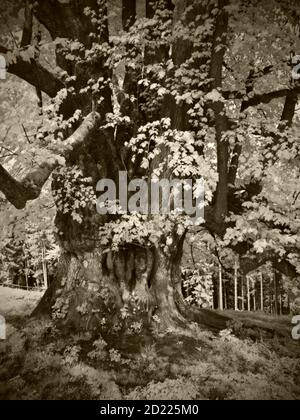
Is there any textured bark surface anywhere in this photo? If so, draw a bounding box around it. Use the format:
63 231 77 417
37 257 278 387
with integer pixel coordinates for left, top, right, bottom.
33 243 184 332
33 224 229 333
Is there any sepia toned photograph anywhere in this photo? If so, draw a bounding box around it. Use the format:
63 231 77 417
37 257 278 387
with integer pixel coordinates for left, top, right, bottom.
0 0 300 402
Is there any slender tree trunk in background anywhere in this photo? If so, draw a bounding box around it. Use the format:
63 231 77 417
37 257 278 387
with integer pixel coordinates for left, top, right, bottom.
25 273 29 291
279 294 283 316
224 282 228 310
279 278 284 316
25 260 29 291
274 269 279 316
209 273 215 310
260 272 264 312
271 288 274 314
234 259 238 311
42 244 48 290
247 275 250 311
241 277 245 311
219 264 223 311
253 278 256 312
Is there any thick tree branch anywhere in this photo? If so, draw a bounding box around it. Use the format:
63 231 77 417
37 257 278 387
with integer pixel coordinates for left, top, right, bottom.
239 251 298 278
259 86 298 169
0 113 100 209
0 45 64 98
228 62 298 186
243 86 300 111
224 85 300 111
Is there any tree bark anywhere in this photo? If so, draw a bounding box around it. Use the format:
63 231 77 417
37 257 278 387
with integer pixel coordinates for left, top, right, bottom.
253 278 256 312
218 264 223 311
234 258 238 311
260 272 264 312
33 226 229 333
241 276 245 311
247 275 250 311
274 269 279 316
42 244 48 290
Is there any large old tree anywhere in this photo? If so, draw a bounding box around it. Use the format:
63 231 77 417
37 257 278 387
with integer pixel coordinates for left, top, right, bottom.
0 0 300 332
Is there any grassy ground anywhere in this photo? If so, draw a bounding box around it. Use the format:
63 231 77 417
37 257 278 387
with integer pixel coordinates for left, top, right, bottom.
0 287 299 400
0 286 43 320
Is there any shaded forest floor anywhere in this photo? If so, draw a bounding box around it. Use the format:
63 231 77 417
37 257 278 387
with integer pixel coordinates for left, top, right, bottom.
0 287 300 400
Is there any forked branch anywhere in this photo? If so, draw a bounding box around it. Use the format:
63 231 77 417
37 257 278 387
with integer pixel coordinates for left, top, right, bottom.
0 113 100 209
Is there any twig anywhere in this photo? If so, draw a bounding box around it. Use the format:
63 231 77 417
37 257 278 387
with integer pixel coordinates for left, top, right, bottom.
21 124 32 144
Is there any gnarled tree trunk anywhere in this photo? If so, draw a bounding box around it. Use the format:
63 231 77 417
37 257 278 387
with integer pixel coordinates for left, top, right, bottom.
33 223 196 333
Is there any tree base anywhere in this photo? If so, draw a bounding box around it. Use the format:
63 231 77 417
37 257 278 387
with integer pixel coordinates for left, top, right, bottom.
32 245 234 336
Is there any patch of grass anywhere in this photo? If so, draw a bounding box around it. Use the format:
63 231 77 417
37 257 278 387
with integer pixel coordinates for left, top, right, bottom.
0 286 43 320
0 317 299 400
0 288 299 400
